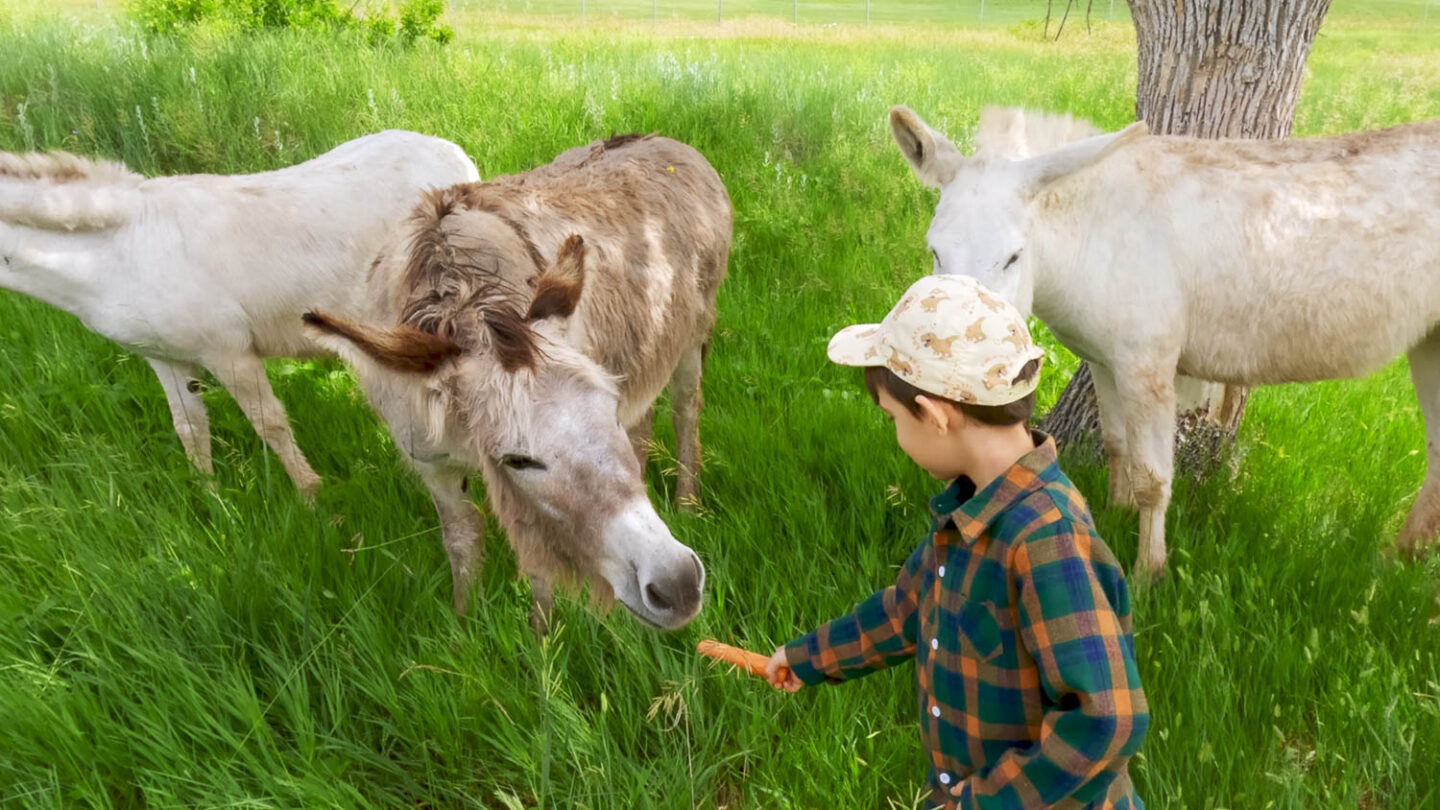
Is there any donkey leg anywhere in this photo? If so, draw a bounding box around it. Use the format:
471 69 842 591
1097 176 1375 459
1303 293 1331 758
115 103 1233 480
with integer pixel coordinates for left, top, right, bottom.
669 342 706 510
1120 365 1178 583
1090 362 1134 510
147 357 213 476
1398 335 1440 556
206 352 321 497
415 462 485 615
628 405 655 472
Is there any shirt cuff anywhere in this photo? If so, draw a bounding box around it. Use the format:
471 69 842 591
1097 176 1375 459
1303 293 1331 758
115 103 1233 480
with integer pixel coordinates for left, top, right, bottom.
926 780 970 810
782 632 837 686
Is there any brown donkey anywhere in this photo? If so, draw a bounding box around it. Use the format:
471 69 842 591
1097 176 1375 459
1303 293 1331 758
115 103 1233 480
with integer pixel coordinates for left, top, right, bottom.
306 134 730 629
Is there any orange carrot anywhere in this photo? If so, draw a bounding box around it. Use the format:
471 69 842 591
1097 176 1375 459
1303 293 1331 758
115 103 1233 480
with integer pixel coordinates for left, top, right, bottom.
697 639 787 681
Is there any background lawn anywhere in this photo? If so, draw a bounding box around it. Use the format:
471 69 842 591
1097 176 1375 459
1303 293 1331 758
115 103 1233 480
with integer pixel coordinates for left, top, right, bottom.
1 1 1438 806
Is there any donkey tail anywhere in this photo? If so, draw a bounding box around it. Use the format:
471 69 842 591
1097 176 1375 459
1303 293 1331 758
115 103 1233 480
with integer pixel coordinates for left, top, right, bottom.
0 151 141 232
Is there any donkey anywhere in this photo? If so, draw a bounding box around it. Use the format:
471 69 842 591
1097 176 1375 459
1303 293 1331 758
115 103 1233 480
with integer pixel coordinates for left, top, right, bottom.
0 132 478 495
304 133 729 629
889 104 1440 580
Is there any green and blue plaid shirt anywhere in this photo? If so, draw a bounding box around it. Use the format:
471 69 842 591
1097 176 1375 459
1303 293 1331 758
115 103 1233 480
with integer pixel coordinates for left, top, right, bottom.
784 432 1147 809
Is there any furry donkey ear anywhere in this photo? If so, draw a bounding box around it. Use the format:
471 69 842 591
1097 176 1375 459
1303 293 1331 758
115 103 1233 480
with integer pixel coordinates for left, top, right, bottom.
525 234 587 322
890 105 964 188
1017 120 1148 195
302 311 461 374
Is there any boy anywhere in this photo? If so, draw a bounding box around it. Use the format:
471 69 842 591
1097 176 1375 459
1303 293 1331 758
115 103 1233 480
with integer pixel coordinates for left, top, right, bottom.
765 275 1148 809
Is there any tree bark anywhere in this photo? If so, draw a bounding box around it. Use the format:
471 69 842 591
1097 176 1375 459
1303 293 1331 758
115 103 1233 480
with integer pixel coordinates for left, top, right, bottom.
1132 0 1331 140
1041 0 1333 469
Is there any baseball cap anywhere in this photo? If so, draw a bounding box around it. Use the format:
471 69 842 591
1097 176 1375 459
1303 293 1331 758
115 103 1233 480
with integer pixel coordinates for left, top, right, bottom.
827 275 1045 406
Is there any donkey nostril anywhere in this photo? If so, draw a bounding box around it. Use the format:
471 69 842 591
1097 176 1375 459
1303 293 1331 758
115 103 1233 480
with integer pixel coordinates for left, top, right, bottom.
645 583 673 612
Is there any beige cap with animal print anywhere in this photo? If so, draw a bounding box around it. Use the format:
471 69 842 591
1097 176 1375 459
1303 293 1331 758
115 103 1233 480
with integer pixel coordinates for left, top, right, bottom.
827 275 1045 406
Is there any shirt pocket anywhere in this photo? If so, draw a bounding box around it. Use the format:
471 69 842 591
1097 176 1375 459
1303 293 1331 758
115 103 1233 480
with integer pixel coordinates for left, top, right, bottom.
952 598 1003 663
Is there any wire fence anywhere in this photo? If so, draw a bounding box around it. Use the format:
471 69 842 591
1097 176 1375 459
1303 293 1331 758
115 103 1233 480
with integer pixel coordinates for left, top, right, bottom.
62 0 1440 27
451 0 1438 28
453 0 1125 26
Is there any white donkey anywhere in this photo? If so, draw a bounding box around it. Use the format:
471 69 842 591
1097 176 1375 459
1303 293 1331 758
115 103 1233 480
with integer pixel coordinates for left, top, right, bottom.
889 104 1440 580
0 132 478 494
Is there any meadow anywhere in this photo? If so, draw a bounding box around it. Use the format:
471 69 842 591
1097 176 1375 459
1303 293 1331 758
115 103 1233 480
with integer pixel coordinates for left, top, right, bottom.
1 1 1439 807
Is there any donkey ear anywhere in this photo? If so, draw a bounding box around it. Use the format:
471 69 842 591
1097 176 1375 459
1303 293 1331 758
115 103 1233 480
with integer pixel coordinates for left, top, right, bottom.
302 311 461 374
890 105 964 188
525 234 587 322
1017 121 1148 196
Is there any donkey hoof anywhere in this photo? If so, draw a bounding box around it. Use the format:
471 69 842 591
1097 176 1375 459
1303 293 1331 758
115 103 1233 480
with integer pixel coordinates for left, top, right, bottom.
1107 484 1137 511
1131 558 1167 588
296 477 322 503
1394 533 1437 563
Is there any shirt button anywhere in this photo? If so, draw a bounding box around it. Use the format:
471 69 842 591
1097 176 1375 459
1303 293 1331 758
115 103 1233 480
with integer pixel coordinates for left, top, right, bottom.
938 565 946 578
931 705 941 718
939 772 952 785
931 638 939 651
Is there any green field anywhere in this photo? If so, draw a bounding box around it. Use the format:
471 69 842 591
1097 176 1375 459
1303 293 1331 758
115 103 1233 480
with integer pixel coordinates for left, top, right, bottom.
2 2 1439 807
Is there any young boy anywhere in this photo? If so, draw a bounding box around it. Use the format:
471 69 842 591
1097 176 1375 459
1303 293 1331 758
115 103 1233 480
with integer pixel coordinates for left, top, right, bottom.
766 275 1148 809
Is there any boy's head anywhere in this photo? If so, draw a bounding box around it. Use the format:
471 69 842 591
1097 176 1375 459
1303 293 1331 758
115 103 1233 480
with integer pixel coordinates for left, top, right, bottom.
828 275 1044 478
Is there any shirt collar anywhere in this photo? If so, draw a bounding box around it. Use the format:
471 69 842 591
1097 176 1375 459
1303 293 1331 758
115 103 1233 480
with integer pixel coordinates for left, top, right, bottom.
929 430 1059 544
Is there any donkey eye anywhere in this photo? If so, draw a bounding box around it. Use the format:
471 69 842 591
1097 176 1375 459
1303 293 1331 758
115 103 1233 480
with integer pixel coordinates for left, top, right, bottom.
500 454 547 471
1003 251 1021 270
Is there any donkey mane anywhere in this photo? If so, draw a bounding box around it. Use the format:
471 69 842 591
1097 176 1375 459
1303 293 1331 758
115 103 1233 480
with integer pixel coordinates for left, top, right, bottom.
600 132 653 150
0 151 140 185
555 133 657 173
399 185 542 372
973 106 1103 160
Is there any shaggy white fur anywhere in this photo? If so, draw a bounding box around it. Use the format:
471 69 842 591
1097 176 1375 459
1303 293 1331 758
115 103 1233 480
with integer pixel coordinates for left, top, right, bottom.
0 131 478 494
892 104 1440 579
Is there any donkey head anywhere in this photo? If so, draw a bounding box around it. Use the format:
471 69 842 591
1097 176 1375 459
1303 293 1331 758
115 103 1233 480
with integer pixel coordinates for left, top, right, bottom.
888 105 1147 316
308 229 703 630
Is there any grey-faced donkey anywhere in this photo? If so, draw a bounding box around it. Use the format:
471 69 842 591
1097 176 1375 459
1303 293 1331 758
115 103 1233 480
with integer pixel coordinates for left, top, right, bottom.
306 134 730 630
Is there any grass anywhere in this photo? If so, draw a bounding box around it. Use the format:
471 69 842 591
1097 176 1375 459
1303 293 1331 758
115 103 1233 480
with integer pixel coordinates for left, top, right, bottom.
1 2 1439 808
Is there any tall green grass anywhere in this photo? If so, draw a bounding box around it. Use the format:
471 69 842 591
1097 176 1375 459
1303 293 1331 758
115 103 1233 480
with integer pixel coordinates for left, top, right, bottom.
1 5 1438 807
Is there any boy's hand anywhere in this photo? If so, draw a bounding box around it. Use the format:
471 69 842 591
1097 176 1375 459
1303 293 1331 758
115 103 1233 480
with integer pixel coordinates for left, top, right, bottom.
766 647 803 693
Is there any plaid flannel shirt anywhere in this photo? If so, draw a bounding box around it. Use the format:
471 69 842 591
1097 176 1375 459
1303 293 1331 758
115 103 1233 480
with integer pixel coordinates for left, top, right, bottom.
784 432 1148 809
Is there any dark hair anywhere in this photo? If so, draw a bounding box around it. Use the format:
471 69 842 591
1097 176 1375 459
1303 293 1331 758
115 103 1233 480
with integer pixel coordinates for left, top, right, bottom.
863 359 1041 427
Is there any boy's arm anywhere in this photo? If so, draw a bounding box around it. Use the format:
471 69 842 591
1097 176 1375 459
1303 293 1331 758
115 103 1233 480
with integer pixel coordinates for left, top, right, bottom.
953 522 1149 809
781 543 924 685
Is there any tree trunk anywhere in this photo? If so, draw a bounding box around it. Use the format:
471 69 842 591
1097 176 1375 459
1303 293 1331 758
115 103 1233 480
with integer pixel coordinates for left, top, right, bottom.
1041 0 1332 470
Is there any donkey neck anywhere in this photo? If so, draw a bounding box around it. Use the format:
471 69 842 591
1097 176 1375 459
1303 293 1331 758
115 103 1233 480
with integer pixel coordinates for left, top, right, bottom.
1023 180 1112 351
0 221 124 317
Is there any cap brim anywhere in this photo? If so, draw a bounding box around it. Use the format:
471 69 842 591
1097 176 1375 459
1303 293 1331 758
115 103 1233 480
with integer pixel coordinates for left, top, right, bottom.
826 324 884 367
1002 344 1048 401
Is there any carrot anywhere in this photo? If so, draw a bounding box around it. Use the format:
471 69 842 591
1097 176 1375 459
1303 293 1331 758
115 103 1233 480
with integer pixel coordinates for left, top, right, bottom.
697 639 787 682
